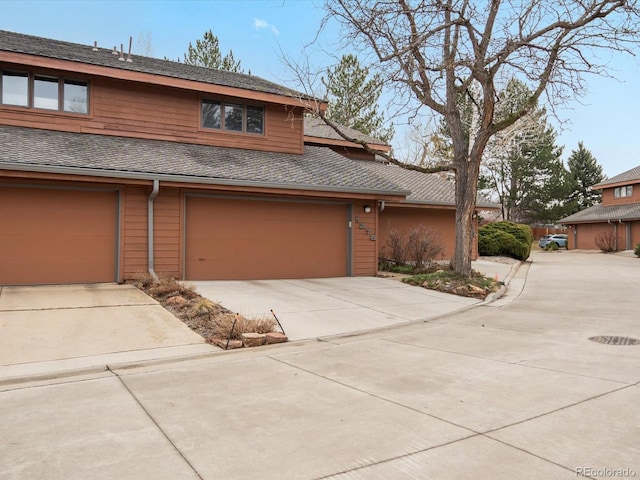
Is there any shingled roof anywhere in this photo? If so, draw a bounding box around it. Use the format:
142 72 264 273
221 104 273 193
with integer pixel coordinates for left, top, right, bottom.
0 29 309 100
304 117 387 147
0 125 406 195
359 161 498 208
593 164 640 189
559 202 640 224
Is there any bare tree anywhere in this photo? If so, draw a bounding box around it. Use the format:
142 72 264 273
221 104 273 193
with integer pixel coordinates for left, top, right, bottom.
300 0 639 275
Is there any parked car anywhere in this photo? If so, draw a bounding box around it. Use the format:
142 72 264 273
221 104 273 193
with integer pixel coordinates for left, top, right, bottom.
539 234 568 248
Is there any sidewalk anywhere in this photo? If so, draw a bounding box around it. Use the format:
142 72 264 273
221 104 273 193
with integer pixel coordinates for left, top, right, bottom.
0 259 520 385
2 251 638 479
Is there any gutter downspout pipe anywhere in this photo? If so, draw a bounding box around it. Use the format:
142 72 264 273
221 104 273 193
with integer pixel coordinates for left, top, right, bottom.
148 179 160 281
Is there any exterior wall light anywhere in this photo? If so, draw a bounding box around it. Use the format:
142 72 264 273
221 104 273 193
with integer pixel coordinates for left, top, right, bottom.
363 205 372 213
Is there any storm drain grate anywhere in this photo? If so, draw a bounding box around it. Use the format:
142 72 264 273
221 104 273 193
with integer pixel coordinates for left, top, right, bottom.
589 336 640 346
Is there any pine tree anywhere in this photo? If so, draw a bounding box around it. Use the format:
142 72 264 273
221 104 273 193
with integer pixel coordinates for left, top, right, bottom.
480 79 568 223
565 142 606 213
183 30 245 73
322 54 394 143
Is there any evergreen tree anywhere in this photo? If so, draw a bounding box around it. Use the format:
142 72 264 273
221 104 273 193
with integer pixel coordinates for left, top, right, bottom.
183 30 245 73
480 79 568 223
322 54 394 143
565 142 606 213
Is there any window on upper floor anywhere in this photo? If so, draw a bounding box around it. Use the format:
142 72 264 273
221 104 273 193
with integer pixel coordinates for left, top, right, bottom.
1 70 88 114
201 98 264 134
614 185 633 198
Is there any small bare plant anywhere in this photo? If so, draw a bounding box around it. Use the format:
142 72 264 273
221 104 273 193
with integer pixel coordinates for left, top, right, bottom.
385 229 407 265
406 226 444 269
594 230 617 253
188 297 217 317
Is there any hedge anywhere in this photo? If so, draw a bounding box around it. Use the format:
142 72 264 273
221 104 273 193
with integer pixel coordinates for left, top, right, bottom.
478 221 533 261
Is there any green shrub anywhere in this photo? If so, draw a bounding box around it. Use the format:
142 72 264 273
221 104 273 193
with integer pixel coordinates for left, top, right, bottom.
635 242 640 258
478 221 533 260
545 241 559 251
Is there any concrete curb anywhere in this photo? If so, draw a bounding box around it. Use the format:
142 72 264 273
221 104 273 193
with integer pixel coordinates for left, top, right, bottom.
481 260 524 305
1 261 529 386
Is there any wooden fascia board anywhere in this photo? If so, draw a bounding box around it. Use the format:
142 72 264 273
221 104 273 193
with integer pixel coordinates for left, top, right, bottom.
0 51 326 108
594 179 640 190
304 135 391 153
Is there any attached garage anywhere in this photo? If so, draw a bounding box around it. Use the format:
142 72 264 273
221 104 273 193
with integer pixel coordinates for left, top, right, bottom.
0 186 118 285
185 195 350 280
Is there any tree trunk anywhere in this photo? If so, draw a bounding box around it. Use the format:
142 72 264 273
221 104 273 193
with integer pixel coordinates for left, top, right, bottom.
452 156 481 276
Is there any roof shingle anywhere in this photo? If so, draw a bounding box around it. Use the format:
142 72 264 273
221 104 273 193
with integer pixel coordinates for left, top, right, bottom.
593 164 640 188
0 29 308 100
559 202 640 223
0 125 405 195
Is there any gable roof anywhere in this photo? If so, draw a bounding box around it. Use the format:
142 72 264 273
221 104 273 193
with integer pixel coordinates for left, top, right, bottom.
593 164 640 189
0 125 406 196
0 29 311 102
304 117 388 148
559 202 640 224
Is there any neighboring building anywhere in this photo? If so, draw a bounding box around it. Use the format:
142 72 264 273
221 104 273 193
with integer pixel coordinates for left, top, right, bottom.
1 30 493 286
559 165 640 250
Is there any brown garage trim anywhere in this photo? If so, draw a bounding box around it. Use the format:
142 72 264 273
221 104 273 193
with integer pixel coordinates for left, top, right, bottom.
0 182 121 283
182 193 353 279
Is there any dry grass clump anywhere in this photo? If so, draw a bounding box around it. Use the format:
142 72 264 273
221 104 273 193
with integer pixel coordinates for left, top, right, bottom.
210 313 277 340
130 273 198 302
130 273 280 345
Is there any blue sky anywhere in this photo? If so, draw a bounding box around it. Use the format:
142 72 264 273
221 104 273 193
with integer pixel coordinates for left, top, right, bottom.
2 0 639 178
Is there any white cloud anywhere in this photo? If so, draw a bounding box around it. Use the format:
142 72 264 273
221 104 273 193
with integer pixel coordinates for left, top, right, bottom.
253 18 279 35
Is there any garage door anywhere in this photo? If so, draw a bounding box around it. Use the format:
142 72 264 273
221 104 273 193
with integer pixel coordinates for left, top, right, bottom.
0 186 118 285
185 196 349 280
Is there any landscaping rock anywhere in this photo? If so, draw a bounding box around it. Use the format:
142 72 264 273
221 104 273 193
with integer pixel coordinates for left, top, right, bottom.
166 295 188 306
209 338 243 350
265 332 288 344
241 333 266 347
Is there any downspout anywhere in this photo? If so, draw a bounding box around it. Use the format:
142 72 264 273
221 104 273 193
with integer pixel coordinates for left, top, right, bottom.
148 179 160 281
619 219 630 250
378 200 385 212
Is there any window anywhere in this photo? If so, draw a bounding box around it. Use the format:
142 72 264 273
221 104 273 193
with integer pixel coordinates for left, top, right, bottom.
202 99 221 129
201 98 263 134
34 76 59 110
63 80 88 113
246 105 264 134
614 185 633 198
1 71 28 106
0 70 88 113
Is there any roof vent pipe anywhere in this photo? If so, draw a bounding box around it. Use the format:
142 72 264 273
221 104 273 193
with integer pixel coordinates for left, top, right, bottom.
118 44 125 61
126 36 133 62
92 41 99 51
112 45 118 55
148 179 160 282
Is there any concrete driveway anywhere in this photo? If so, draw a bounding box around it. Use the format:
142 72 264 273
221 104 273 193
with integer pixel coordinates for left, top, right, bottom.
0 283 211 381
1 250 638 479
0 259 515 380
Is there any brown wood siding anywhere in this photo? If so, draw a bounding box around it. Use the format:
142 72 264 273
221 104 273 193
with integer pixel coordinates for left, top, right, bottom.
330 146 377 161
378 206 457 262
0 185 117 284
353 200 378 276
0 75 304 154
122 186 149 279
185 196 348 280
153 188 181 278
601 185 640 206
573 223 627 250
632 222 640 250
